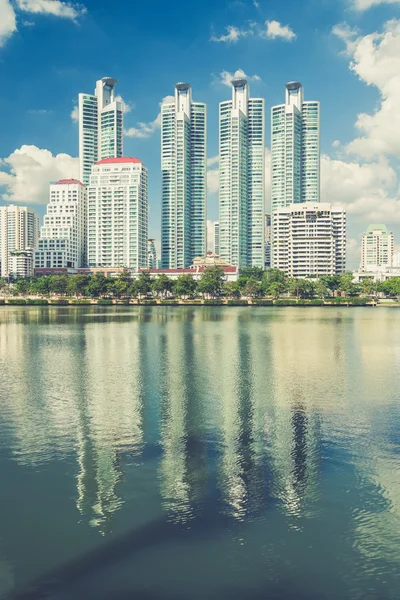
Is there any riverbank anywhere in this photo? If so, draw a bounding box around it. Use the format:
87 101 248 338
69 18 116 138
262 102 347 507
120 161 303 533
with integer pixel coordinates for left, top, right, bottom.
1 297 398 307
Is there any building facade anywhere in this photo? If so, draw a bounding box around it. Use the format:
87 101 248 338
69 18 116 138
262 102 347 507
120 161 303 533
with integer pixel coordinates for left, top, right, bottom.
79 77 124 185
265 213 271 269
272 203 346 277
161 83 207 269
271 82 320 212
35 179 86 272
219 79 265 269
0 205 39 278
360 224 394 272
214 221 220 256
87 157 148 271
147 239 157 269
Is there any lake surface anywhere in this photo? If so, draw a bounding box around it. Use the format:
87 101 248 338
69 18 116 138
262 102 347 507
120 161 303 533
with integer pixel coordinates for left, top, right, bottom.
0 306 399 599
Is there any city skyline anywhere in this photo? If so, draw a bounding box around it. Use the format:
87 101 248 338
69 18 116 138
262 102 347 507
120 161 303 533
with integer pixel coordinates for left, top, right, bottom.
1 0 400 269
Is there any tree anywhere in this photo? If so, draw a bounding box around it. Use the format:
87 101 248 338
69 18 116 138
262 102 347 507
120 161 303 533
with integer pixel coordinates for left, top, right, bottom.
49 275 68 296
30 276 51 296
134 272 152 299
152 274 173 298
13 278 30 296
263 268 286 284
197 266 225 298
242 277 262 298
319 276 341 295
238 266 264 282
223 281 241 298
379 277 400 300
338 273 360 297
360 278 378 297
288 278 316 299
173 274 197 299
86 273 108 298
314 280 328 299
265 281 287 299
0 278 8 296
66 274 90 297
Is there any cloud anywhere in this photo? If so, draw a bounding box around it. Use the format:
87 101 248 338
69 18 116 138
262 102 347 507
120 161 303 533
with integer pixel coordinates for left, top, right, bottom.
207 156 219 194
265 20 296 41
125 95 174 139
351 0 400 11
115 95 133 114
0 0 17 47
15 0 86 20
0 145 79 204
333 19 400 159
70 105 79 123
211 19 296 43
216 69 261 87
347 238 361 269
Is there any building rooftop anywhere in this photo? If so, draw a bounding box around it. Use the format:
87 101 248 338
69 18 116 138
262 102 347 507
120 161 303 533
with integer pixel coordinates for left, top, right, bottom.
54 179 85 186
365 224 391 234
96 157 142 165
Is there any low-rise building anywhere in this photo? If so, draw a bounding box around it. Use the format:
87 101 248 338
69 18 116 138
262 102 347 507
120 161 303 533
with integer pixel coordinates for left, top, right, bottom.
139 265 238 282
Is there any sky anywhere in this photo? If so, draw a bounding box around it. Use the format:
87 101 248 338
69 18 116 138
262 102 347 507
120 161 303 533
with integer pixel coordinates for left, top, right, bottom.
1 0 400 268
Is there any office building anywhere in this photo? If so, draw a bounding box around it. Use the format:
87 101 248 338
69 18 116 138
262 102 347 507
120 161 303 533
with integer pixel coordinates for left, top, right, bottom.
87 157 148 271
360 225 394 272
265 213 271 269
271 82 320 212
35 179 86 272
219 79 265 269
0 205 39 278
161 83 207 268
79 77 124 185
272 203 346 277
214 221 220 256
147 239 157 269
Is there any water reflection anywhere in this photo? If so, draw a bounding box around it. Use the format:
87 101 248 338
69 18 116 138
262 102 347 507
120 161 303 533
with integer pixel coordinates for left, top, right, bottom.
0 307 400 598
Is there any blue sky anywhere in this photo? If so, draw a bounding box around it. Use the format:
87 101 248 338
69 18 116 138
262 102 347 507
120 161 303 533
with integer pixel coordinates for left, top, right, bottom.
1 0 400 267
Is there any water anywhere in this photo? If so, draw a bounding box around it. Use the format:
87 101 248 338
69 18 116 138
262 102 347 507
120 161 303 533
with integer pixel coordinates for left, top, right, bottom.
0 306 399 599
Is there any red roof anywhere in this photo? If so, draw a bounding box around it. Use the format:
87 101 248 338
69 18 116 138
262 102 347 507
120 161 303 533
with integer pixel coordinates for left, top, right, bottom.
54 179 84 186
96 157 141 165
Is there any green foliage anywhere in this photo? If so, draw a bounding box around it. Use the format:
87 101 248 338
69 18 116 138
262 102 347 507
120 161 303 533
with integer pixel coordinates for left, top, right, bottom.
203 299 224 305
226 300 249 306
25 299 49 305
378 277 400 298
173 274 197 298
238 266 264 281
197 266 225 298
7 298 26 305
69 299 91 305
97 299 114 305
160 300 179 305
288 278 316 299
242 277 263 298
50 299 69 305
263 268 287 284
251 300 274 306
0 299 5 305
151 274 173 298
139 300 158 305
274 299 298 306
223 281 241 298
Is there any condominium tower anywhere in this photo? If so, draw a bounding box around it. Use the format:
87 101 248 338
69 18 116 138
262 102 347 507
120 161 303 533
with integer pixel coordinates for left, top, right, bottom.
219 79 265 269
0 205 39 278
147 239 157 269
360 225 394 272
35 179 86 271
272 203 346 277
79 77 124 185
271 82 320 212
161 83 207 268
214 221 220 256
87 158 148 271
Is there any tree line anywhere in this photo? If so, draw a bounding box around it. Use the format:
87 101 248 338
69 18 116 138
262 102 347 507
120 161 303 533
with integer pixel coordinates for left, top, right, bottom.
1 267 400 300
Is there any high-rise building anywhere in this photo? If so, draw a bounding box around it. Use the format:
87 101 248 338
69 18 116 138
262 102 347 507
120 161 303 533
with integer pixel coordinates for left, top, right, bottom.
161 83 207 269
272 203 346 277
147 239 157 269
265 213 271 269
35 179 86 272
214 221 220 256
219 79 265 269
360 225 394 272
87 157 148 271
271 82 320 212
0 205 39 278
79 77 124 185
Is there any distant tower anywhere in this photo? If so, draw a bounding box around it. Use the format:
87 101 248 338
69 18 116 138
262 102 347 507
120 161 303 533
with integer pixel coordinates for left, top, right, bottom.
214 221 220 256
361 225 394 271
0 206 39 278
219 79 265 269
78 77 124 185
147 239 157 269
271 82 320 212
161 83 207 268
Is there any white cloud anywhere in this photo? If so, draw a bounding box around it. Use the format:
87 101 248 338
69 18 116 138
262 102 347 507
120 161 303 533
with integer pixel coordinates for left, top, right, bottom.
265 20 296 41
333 19 400 159
351 0 400 11
207 156 219 168
115 95 133 114
210 25 244 43
216 69 261 87
0 145 79 204
70 105 79 123
15 0 86 20
125 95 174 139
347 238 361 269
0 0 17 47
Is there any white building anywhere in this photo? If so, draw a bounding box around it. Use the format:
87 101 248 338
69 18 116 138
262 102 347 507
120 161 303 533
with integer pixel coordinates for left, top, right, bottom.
0 205 39 278
272 203 346 277
265 213 271 269
35 179 86 272
87 157 148 271
147 239 157 269
360 224 394 272
219 79 265 269
79 77 124 185
214 221 220 256
161 83 207 269
271 82 320 212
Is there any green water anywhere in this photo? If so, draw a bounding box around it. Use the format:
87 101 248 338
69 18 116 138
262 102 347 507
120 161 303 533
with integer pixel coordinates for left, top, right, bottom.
0 306 399 599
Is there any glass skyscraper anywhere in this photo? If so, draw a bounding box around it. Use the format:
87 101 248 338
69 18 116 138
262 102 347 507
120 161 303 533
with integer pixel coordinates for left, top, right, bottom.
79 77 124 186
271 82 320 212
161 83 206 269
219 79 265 269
